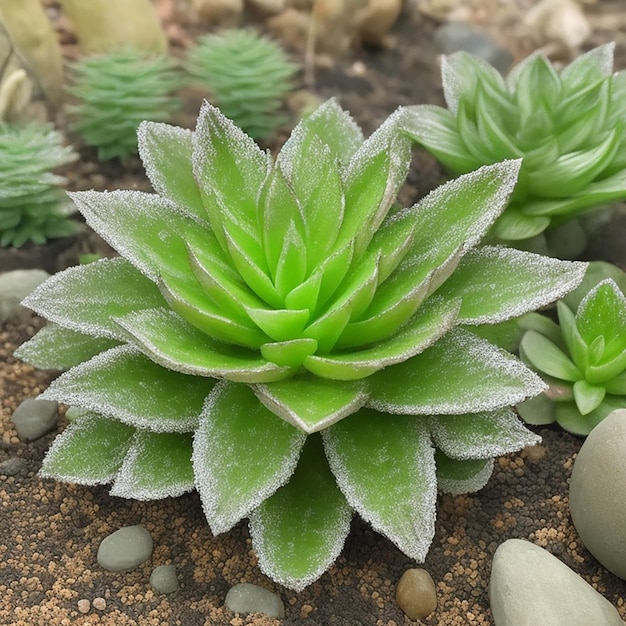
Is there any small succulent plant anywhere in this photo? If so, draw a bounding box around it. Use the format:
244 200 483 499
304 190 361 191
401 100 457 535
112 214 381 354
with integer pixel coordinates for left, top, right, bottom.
0 122 77 247
186 29 297 140
517 275 626 436
66 49 180 160
400 43 626 253
16 100 586 589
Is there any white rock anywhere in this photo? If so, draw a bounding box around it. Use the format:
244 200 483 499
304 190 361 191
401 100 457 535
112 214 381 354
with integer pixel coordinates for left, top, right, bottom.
570 409 626 580
225 583 284 619
0 269 49 323
356 0 402 46
489 539 624 626
247 0 285 13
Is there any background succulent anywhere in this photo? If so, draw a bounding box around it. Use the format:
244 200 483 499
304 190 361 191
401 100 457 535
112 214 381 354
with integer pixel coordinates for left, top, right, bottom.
0 122 77 247
400 43 626 255
16 100 586 589
517 271 626 436
66 48 180 160
185 29 297 140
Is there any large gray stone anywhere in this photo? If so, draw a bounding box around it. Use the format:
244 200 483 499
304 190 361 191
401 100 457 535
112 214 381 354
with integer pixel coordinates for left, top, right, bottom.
225 583 284 619
11 398 58 441
0 269 49 323
97 525 153 572
489 539 624 626
570 409 626 579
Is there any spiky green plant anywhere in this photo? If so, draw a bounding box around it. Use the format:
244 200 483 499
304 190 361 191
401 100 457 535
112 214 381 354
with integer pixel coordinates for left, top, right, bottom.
400 43 626 254
518 271 626 436
66 49 180 160
0 122 77 247
16 100 586 589
186 29 297 139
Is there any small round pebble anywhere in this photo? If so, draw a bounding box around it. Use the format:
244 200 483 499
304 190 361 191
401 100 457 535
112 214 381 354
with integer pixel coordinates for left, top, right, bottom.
92 597 106 610
396 568 437 620
97 525 153 572
77 599 90 614
11 398 58 442
225 583 285 619
150 564 179 594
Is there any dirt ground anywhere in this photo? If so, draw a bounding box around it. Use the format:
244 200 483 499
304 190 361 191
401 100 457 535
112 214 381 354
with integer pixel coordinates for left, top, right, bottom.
2 1 626 625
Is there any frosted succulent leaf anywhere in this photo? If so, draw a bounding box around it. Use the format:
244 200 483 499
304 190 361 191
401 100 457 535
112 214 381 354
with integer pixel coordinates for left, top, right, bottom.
17 100 587 589
402 43 626 251
518 276 626 435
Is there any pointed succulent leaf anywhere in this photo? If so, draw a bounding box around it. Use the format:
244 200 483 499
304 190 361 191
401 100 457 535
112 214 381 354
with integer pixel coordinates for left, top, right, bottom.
455 100 497 164
246 307 310 343
249 435 352 591
562 262 626 312
260 338 318 368
114 308 294 382
435 451 494 495
403 160 521 273
280 98 363 166
573 379 606 415
21 258 164 340
606 371 626 395
305 295 460 380
323 410 437 562
516 391 557 426
556 301 589 372
519 330 582 382
368 328 545 415
14 323 119 370
254 376 368 433
39 414 134 484
429 408 540 460
399 105 482 173
576 280 626 352
110 431 195 499
437 246 586 324
40 345 212 432
192 101 270 244
274 222 308 297
586 351 626 386
193 382 306 534
515 54 561 121
560 43 614 91
137 122 205 217
69 190 195 283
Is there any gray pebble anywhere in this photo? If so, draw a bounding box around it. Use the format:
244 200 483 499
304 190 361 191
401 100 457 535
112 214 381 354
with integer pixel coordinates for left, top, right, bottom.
97 525 153 572
0 457 28 476
150 564 179 594
225 583 285 619
0 269 49 323
489 538 624 625
11 398 58 442
570 409 626 580
434 22 513 74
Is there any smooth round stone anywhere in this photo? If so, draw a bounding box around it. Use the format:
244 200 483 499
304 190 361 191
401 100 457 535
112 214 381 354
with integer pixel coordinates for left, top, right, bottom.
11 398 58 442
396 568 437 620
150 564 179 594
225 583 285 619
97 525 153 572
0 269 49 323
570 409 626 579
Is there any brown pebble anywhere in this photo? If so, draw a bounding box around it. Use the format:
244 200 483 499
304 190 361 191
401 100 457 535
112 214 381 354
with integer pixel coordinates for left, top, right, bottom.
93 597 106 610
395 568 437 620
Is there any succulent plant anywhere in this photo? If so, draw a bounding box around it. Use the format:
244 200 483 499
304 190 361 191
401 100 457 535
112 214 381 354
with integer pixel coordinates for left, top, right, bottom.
186 29 297 140
66 49 180 160
400 43 626 253
0 122 77 247
518 272 626 436
16 100 586 589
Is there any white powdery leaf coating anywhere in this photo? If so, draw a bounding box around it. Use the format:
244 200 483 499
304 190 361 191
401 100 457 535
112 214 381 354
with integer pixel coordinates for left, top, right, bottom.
452 246 588 325
322 419 437 563
193 381 306 534
40 345 205 433
428 408 541 460
578 278 626 326
438 458 495 495
109 431 195 501
248 495 352 592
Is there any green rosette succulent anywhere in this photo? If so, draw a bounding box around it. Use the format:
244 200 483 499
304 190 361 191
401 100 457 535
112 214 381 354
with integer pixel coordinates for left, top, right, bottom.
0 122 77 247
16 100 586 589
400 43 626 253
67 49 180 160
518 277 626 436
186 29 297 139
